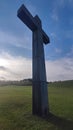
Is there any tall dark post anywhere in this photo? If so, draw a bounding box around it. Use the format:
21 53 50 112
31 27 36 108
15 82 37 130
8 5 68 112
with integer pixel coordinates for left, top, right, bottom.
17 4 50 117
32 16 49 116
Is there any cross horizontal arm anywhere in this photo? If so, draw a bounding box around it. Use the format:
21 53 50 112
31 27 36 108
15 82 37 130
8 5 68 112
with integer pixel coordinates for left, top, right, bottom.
17 4 50 44
17 4 37 31
42 30 50 44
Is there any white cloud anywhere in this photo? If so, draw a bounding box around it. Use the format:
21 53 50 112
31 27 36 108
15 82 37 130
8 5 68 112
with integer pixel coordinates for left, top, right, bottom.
66 45 73 57
50 32 57 38
0 52 32 81
51 0 65 22
51 8 59 22
51 0 72 22
55 48 62 53
46 57 73 81
0 52 73 81
0 30 32 50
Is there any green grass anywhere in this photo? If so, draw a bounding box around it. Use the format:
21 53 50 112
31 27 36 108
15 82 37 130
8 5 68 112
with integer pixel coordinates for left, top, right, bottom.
0 84 73 130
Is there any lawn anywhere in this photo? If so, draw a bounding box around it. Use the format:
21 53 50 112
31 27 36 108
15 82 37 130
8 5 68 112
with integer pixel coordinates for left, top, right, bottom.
0 84 73 130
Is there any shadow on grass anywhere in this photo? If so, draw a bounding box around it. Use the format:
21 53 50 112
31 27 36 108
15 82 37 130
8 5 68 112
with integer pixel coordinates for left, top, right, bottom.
46 112 73 130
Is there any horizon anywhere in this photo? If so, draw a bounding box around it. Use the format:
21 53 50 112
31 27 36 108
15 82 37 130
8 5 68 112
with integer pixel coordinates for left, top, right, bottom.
0 78 73 83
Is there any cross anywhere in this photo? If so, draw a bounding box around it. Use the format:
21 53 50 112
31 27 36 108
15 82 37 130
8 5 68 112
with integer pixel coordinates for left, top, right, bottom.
17 4 50 117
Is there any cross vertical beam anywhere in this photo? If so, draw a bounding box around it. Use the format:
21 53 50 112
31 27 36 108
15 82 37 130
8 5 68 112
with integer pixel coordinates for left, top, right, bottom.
32 16 49 116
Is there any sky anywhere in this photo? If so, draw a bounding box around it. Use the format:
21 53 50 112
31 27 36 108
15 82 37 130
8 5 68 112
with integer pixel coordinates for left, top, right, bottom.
0 0 73 81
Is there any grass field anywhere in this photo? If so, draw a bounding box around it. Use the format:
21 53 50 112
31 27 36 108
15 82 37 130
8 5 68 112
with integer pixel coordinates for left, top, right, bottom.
0 83 73 130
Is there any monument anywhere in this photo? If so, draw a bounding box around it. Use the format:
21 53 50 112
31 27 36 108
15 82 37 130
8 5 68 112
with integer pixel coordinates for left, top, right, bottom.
17 4 50 117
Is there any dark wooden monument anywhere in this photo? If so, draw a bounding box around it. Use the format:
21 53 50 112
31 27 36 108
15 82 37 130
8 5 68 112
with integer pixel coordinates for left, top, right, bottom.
17 4 50 117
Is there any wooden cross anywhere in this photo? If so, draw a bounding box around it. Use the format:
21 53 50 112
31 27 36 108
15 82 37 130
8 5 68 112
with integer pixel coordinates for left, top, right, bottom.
17 4 50 117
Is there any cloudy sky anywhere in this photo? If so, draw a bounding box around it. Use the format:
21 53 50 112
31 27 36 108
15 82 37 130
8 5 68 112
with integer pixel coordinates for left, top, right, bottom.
0 0 73 81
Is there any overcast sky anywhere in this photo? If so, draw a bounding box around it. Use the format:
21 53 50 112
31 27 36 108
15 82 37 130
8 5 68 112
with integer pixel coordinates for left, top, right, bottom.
0 0 73 81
